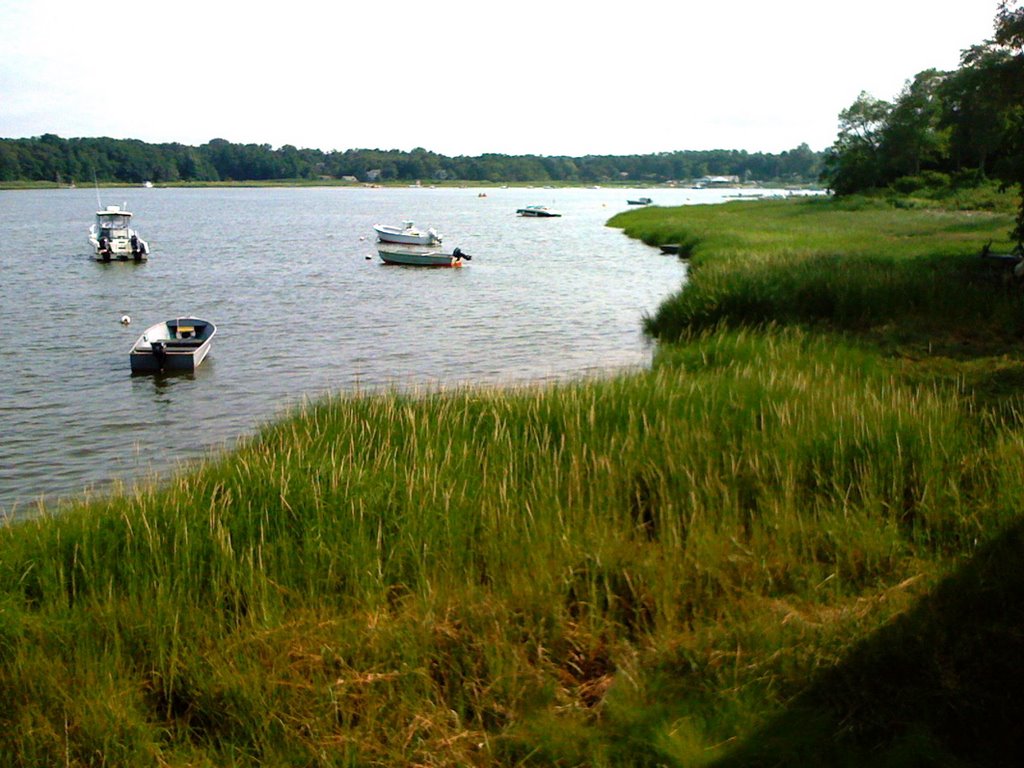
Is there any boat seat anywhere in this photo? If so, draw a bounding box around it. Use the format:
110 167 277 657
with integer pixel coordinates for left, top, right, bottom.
163 338 204 348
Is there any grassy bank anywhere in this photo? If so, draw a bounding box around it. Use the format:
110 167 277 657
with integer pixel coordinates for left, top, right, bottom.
3 195 1024 765
610 193 1021 352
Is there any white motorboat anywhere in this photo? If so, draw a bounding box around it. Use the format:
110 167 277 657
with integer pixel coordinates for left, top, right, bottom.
373 221 442 246
377 246 471 267
130 317 216 373
89 205 150 261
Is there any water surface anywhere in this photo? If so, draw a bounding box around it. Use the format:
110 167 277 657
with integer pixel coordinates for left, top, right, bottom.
0 185 744 514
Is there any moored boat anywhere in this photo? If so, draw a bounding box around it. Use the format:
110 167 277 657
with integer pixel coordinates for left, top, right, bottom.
377 246 471 267
89 205 150 261
130 317 216 373
627 197 653 205
516 205 561 217
373 221 442 246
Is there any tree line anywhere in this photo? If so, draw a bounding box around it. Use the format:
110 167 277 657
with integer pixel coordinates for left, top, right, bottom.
823 1 1024 248
0 134 823 187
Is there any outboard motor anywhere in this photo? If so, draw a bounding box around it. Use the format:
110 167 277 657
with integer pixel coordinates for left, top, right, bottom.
151 340 168 369
99 236 110 259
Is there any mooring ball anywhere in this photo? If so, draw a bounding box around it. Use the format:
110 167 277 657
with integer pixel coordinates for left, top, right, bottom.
120 315 131 325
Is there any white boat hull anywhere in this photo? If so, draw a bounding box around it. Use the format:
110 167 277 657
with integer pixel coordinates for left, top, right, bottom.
377 246 466 267
373 223 442 246
89 227 150 261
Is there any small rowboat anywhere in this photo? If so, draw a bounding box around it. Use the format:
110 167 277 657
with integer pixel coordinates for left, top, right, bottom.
377 246 471 267
130 317 216 373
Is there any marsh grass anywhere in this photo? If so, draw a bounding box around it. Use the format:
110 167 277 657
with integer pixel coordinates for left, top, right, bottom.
4 326 1024 765
3 196 1024 764
609 196 1021 345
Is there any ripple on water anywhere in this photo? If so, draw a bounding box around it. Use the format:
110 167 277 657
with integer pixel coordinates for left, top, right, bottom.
0 185 715 514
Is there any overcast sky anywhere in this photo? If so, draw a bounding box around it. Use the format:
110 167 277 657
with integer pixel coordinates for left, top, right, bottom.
0 0 1001 157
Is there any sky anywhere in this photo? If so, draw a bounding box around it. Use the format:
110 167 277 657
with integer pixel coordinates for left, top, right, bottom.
0 0 1003 157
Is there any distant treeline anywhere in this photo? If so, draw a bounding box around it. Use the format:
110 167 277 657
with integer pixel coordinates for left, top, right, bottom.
0 134 823 185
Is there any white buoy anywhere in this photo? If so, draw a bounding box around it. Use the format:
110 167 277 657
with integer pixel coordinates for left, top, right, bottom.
120 315 131 325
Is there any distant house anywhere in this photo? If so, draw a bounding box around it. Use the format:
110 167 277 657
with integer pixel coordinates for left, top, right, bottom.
340 175 358 183
695 175 740 187
365 169 382 181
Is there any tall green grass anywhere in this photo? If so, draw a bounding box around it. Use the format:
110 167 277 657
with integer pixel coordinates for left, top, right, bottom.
609 197 1021 344
4 323 1024 765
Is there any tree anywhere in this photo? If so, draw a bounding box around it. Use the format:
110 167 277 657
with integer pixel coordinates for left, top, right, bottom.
881 69 949 179
940 45 1017 176
822 92 892 194
779 143 822 180
819 0 1023 219
0 142 21 181
992 1 1024 251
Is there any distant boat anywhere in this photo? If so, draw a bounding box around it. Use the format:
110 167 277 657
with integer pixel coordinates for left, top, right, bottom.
627 197 652 205
89 205 150 261
516 205 561 217
377 246 471 267
374 221 442 246
130 317 216 373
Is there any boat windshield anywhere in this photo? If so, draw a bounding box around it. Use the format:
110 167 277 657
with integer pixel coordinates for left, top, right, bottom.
97 214 131 228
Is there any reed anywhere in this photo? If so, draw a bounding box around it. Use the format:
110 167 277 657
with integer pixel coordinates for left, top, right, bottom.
3 196 1024 765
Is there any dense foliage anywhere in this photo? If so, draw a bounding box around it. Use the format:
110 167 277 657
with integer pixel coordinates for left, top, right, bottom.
822 1 1024 248
0 134 823 186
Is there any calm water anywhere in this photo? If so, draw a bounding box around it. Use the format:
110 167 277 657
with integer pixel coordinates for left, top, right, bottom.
0 185 749 515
